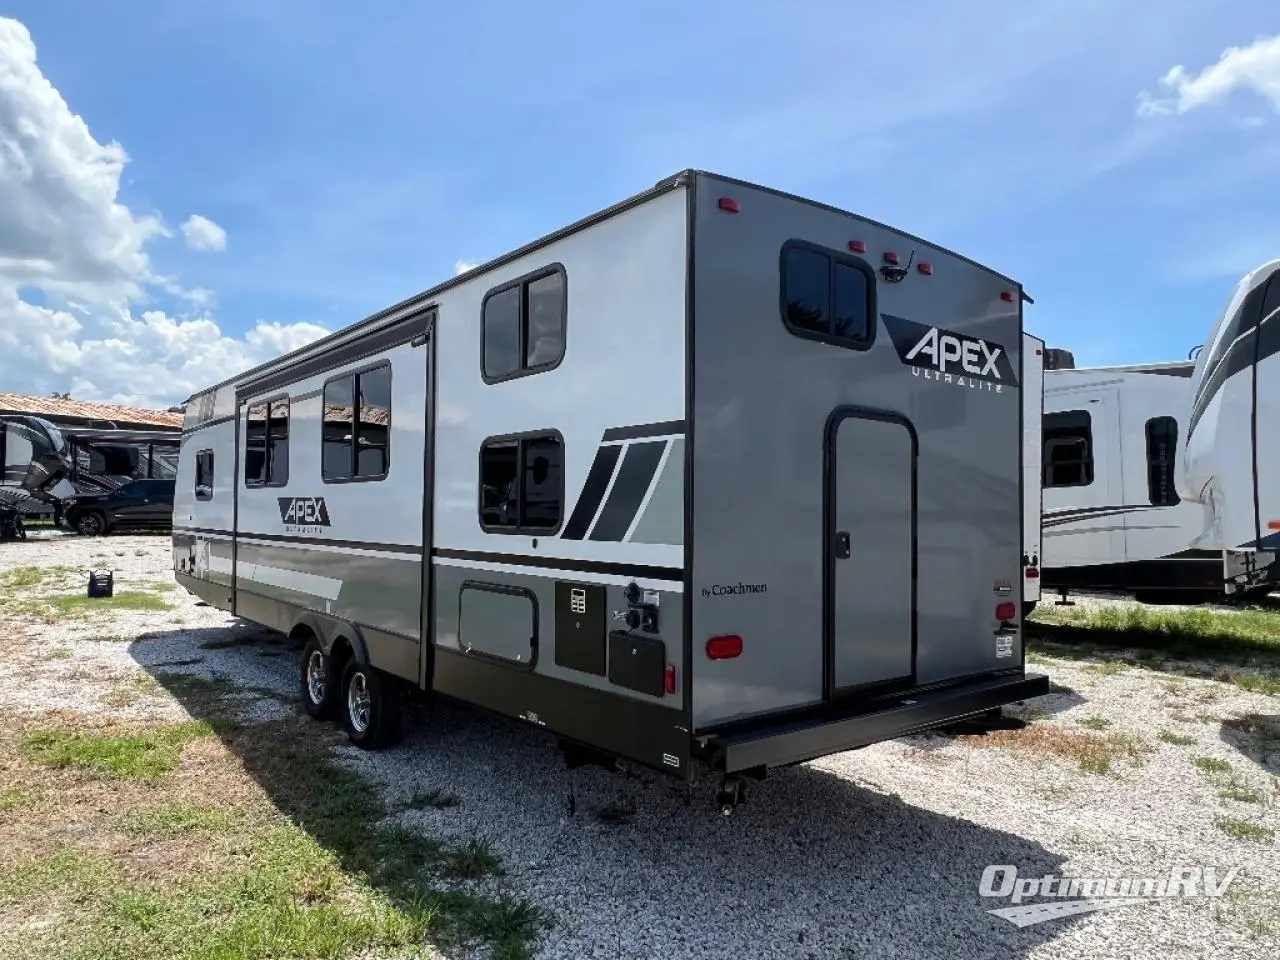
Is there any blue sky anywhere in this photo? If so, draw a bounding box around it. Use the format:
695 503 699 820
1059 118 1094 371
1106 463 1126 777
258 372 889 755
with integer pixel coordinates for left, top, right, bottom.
2 1 1279 404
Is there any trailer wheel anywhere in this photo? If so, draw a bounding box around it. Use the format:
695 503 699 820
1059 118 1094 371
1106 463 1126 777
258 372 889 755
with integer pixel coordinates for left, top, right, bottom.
340 660 403 750
299 638 340 720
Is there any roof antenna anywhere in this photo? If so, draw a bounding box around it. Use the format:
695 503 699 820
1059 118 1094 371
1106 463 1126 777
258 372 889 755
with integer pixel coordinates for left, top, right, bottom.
880 249 913 284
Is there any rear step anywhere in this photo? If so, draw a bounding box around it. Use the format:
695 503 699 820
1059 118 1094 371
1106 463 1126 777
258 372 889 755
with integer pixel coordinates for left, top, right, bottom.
705 672 1050 774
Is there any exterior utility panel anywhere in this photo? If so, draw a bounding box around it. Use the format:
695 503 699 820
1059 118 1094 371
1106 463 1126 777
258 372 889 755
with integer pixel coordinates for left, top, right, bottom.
172 170 1045 788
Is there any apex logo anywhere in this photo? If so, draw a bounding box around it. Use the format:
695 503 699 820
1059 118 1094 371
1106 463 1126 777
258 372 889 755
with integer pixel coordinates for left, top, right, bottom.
277 497 331 527
883 314 1019 388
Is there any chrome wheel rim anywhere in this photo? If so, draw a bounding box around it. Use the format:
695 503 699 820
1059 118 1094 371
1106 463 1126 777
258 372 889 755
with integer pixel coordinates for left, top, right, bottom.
348 671 371 734
306 650 326 705
77 514 100 535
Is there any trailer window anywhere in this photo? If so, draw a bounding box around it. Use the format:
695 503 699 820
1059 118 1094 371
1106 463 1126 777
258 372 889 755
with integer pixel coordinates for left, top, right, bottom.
244 397 289 487
1042 410 1093 487
323 364 391 482
481 265 567 382
1145 416 1180 506
780 241 874 348
195 449 214 501
479 431 564 533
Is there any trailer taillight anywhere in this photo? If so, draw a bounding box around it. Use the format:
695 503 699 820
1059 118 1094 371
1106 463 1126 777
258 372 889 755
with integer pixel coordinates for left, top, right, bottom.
882 251 900 266
1025 568 1040 579
665 664 677 694
848 240 867 253
717 197 740 214
1000 291 1015 302
706 635 743 660
995 602 1016 622
916 262 933 275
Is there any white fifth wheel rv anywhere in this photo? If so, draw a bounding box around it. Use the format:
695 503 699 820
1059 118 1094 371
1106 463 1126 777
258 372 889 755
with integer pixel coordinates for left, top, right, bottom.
1181 259 1280 597
1021 333 1045 615
171 170 1048 813
1038 353 1226 603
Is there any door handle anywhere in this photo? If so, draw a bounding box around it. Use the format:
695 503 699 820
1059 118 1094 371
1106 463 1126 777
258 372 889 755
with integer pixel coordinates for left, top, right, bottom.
834 531 851 559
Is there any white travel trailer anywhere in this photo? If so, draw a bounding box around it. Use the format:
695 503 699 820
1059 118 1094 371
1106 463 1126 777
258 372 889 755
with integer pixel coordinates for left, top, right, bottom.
1181 259 1280 596
171 170 1047 812
1038 354 1226 603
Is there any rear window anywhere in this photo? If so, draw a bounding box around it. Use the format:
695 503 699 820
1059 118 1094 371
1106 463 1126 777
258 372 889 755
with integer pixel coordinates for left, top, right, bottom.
780 240 875 349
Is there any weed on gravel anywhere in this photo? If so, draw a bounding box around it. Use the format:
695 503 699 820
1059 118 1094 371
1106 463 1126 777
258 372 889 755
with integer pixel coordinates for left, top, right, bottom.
1214 816 1275 843
22 721 216 780
962 721 1151 775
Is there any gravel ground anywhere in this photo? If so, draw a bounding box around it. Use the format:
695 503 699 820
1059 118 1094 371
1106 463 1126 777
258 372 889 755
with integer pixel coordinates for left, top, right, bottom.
2 535 1278 959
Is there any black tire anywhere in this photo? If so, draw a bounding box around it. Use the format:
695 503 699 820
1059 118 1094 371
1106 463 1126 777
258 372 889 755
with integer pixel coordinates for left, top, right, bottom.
299 637 341 720
339 659 403 750
72 510 108 537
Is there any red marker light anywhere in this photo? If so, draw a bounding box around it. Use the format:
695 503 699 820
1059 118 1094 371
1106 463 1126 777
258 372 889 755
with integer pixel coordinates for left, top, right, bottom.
706 635 743 660
917 262 933 275
996 602 1016 622
1026 568 1040 579
883 251 900 266
848 240 867 253
717 197 740 213
1000 291 1015 302
664 664 677 694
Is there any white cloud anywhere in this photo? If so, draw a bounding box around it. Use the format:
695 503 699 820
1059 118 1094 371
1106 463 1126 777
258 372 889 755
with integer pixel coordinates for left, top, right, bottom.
181 214 227 252
454 259 479 275
1137 34 1280 119
0 16 326 406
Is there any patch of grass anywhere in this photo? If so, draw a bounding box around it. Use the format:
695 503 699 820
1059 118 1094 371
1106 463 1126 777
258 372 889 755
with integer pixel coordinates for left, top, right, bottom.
121 803 239 837
1193 756 1234 775
23 720 216 780
405 788 461 810
1077 715 1112 731
0 564 78 590
1230 673 1280 696
1083 660 1127 676
102 674 164 707
0 787 31 815
0 847 117 904
1214 816 1275 843
1158 730 1197 746
440 836 503 881
49 646 73 660
1219 784 1265 804
964 722 1150 775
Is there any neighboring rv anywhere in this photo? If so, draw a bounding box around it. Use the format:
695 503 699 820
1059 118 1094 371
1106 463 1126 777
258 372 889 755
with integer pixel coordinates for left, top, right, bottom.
171 170 1047 812
1022 332 1045 615
1181 259 1280 597
1039 356 1225 603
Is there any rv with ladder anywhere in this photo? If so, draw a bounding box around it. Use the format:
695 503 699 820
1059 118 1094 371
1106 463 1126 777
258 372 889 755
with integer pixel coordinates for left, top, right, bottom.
171 170 1048 813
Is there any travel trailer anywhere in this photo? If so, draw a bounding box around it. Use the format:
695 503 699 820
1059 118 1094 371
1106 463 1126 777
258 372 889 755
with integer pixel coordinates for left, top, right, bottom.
1181 259 1280 597
171 170 1048 812
1038 356 1225 603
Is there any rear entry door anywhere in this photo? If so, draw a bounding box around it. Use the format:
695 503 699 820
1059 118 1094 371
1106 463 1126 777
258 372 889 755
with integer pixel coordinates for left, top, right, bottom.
826 409 917 697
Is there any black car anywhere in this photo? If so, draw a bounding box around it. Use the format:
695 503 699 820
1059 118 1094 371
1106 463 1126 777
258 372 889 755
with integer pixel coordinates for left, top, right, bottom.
61 478 176 536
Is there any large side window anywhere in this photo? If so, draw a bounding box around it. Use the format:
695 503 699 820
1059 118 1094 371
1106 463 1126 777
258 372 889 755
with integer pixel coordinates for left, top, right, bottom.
1043 410 1094 488
1145 416 1180 506
195 449 214 501
780 240 875 348
481 266 567 382
323 364 391 482
244 397 289 486
479 432 564 533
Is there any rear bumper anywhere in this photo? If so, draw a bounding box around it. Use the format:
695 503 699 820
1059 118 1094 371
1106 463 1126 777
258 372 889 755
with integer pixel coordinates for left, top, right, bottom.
701 671 1051 773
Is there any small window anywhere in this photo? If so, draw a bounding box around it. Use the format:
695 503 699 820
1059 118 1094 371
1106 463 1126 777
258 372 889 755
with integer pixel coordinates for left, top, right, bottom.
323 364 391 482
1043 410 1093 488
479 432 564 533
195 449 214 501
481 266 566 382
1145 416 1180 506
244 397 289 486
780 241 874 347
